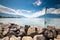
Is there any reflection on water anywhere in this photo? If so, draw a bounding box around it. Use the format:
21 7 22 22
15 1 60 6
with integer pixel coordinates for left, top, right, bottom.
0 18 60 28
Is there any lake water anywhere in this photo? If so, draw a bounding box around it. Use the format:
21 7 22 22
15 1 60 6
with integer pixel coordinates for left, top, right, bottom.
0 18 60 28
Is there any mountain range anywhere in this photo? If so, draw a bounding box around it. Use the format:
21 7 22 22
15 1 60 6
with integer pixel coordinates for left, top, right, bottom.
0 13 25 18
38 13 60 18
0 13 60 18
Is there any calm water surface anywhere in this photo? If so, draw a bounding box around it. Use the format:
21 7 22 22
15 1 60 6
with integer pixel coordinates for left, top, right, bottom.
0 18 60 28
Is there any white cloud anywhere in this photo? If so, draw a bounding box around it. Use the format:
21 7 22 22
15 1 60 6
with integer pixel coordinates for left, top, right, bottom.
27 9 45 18
15 9 45 18
0 5 16 14
47 8 60 14
33 0 42 6
0 5 45 18
0 5 60 18
0 5 32 15
21 10 32 13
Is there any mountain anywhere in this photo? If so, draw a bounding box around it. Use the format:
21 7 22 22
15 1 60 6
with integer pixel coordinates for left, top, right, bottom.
38 13 60 18
0 13 25 18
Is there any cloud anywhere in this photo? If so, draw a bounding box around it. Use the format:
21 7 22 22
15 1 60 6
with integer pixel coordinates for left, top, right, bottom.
47 8 60 14
24 8 60 18
33 0 42 6
0 5 32 15
0 5 45 18
28 9 45 18
0 5 16 14
21 10 32 13
0 5 60 18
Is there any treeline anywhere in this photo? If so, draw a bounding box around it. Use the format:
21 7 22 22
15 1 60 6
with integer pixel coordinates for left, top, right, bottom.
0 16 16 18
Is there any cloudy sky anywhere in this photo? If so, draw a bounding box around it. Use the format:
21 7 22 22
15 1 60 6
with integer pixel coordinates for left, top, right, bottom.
0 0 60 18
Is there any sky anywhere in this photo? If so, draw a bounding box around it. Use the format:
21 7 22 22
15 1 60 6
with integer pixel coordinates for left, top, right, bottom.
0 0 60 18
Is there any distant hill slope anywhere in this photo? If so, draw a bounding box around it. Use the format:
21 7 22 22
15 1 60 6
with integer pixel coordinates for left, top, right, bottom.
0 13 25 18
38 13 60 18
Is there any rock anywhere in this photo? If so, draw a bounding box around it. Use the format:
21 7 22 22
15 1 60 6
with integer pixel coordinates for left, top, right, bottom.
0 27 2 34
27 26 43 35
22 36 33 40
17 37 21 40
0 23 3 26
15 24 20 29
25 25 30 34
19 28 26 37
57 35 60 39
27 27 40 38
2 28 9 36
10 35 18 40
2 35 21 40
27 27 36 35
2 36 9 40
9 24 17 31
33 35 45 40
54 38 60 40
37 27 43 34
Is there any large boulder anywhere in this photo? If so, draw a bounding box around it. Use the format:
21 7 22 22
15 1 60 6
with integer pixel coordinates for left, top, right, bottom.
27 27 36 35
24 25 30 34
17 37 21 40
1 23 10 37
0 23 3 27
8 23 20 31
19 28 26 37
16 25 20 29
2 36 9 40
57 35 60 39
33 35 45 40
15 27 26 37
0 23 4 33
2 35 21 40
0 27 2 34
2 28 9 36
37 27 43 34
54 38 60 40
22 36 33 40
9 23 17 31
10 35 19 40
27 26 43 35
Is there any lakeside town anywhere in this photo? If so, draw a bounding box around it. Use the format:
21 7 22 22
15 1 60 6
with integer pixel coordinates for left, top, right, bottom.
0 23 60 40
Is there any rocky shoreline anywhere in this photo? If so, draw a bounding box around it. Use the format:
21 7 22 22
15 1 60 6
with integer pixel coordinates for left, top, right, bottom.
0 23 60 40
